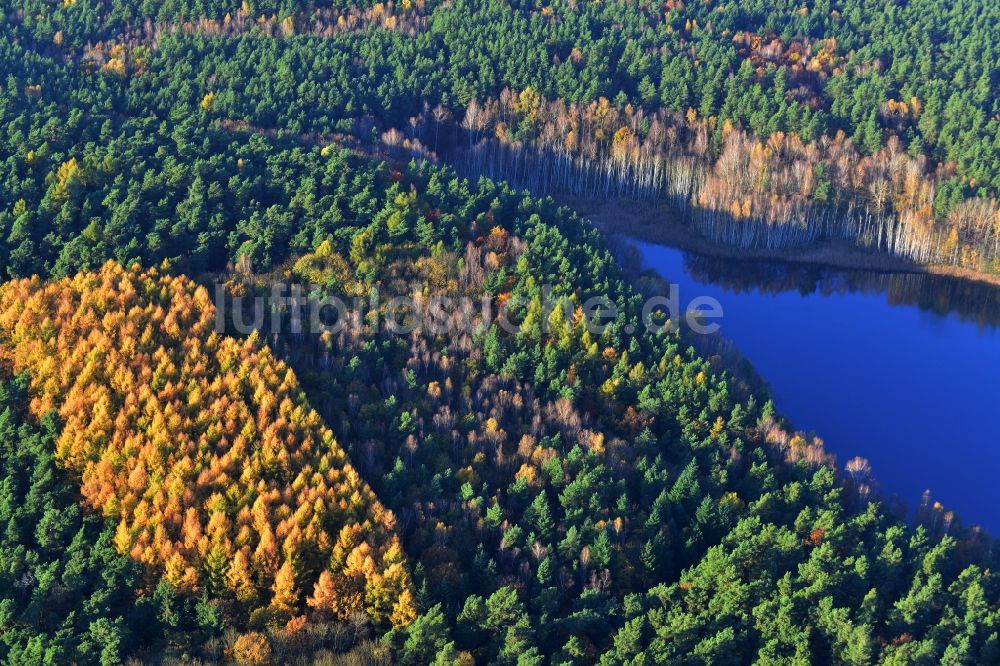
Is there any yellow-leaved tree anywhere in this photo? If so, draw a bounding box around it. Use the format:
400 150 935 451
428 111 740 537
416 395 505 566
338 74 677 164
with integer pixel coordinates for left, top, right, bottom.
0 261 415 626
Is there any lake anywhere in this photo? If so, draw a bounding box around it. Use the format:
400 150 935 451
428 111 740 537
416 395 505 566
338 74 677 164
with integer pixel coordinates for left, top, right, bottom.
629 239 1000 533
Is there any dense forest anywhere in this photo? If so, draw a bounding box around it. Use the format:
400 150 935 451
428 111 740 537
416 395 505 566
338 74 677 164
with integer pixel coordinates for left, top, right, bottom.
0 0 999 664
3 0 998 272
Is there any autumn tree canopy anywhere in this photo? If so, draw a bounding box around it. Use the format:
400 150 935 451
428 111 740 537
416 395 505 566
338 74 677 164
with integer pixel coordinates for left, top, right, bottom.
0 261 415 626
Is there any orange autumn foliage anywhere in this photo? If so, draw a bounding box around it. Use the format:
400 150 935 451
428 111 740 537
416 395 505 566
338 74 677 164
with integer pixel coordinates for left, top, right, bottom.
0 261 415 625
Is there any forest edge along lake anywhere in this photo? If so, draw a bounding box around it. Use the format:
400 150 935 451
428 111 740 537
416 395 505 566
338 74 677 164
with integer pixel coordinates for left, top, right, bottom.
625 237 1000 534
571 196 1000 289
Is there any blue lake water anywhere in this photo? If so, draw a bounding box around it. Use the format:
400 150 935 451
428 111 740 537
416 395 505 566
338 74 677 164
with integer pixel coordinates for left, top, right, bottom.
630 239 1000 533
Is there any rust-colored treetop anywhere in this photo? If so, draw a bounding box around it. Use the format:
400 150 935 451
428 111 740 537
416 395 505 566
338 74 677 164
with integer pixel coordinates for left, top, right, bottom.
0 261 415 626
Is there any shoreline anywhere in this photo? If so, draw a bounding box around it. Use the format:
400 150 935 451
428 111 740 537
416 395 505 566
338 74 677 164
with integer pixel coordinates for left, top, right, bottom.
562 196 1000 289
